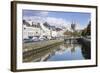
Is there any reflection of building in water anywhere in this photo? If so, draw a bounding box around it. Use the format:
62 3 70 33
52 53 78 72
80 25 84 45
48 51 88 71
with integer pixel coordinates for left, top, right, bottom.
65 39 78 44
60 43 79 52
53 43 81 55
23 41 91 62
70 43 77 53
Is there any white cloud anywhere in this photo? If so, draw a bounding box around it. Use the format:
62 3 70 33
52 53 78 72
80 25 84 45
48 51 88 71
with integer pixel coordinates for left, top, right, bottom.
23 16 72 29
23 16 45 23
46 17 66 25
46 17 71 29
23 16 87 31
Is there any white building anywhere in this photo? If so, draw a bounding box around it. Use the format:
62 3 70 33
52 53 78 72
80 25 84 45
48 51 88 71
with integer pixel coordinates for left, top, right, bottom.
23 20 41 39
23 20 68 40
40 22 58 39
23 20 58 39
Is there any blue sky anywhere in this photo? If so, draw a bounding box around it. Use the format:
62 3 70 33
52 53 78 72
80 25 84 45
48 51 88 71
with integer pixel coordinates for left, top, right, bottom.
23 10 91 29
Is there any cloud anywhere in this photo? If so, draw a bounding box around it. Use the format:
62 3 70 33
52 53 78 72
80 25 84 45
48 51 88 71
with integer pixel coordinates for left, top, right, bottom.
23 16 72 30
23 16 87 30
23 16 45 23
46 17 71 29
46 17 66 25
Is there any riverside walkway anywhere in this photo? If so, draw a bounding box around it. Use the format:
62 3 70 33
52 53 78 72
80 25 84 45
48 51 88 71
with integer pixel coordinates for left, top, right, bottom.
23 39 64 53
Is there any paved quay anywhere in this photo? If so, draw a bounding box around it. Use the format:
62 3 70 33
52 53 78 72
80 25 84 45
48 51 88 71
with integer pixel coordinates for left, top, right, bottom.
23 39 64 53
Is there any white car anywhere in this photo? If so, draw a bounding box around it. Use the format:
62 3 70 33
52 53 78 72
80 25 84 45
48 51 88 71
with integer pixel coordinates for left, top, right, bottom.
39 36 47 41
32 37 40 42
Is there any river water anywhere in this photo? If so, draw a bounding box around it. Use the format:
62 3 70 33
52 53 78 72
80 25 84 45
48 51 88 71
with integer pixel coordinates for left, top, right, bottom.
23 40 91 62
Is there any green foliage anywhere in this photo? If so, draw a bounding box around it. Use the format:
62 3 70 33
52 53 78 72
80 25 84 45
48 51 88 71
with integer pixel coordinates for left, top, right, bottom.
72 31 81 37
64 30 72 35
81 21 91 36
64 30 81 37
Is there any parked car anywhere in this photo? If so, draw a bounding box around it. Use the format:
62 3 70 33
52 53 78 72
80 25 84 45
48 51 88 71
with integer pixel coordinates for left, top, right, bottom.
39 36 48 41
32 36 40 42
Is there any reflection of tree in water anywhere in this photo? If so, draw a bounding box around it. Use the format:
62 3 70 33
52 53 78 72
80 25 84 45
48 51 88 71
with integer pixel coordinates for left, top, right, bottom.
81 43 91 59
64 39 91 59
71 44 75 53
23 41 91 62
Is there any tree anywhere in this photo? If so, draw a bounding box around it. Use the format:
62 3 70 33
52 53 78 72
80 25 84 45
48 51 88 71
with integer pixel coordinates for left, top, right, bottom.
64 30 72 35
81 21 91 36
86 21 91 35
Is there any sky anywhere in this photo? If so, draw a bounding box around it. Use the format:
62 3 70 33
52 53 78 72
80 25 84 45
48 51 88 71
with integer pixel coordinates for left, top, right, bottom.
22 10 91 30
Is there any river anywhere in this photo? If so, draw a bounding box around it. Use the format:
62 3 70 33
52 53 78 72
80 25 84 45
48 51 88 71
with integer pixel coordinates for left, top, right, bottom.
23 40 91 62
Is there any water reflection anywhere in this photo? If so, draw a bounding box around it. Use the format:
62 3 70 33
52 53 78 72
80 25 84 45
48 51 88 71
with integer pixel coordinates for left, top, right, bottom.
81 43 91 59
23 41 91 62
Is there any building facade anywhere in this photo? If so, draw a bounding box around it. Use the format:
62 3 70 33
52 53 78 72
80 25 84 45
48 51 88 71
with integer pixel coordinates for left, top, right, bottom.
23 20 67 40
